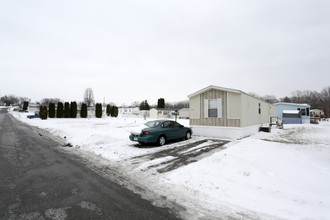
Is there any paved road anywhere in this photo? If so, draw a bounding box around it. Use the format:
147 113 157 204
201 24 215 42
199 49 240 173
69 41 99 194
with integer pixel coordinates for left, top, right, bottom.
0 109 180 220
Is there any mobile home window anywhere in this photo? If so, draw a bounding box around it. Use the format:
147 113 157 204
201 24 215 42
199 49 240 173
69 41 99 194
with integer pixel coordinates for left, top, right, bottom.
258 103 261 114
283 113 300 118
208 99 218 117
204 99 222 118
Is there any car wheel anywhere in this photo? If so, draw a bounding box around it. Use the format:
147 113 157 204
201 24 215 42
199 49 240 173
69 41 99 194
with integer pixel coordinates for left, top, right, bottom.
185 131 192 140
158 135 166 146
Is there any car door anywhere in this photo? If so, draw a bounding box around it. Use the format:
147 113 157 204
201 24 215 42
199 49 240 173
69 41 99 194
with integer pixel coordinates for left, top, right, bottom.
165 121 184 140
161 121 172 139
171 121 186 139
161 121 177 140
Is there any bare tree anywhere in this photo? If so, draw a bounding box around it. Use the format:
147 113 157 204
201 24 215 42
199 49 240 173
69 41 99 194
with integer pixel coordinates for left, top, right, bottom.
18 97 31 105
262 95 278 104
290 90 304 103
164 100 189 109
131 101 140 107
83 88 95 107
248 93 279 104
290 90 322 109
248 92 261 99
1 95 19 106
280 96 291 102
40 98 61 106
320 86 330 118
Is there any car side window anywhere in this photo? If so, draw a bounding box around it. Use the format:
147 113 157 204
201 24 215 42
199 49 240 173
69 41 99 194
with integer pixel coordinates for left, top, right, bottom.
173 122 182 127
168 122 175 128
162 122 171 128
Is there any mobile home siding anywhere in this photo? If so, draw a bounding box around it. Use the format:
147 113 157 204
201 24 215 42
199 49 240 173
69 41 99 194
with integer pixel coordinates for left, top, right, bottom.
227 92 242 119
189 95 200 119
190 89 240 127
240 94 274 127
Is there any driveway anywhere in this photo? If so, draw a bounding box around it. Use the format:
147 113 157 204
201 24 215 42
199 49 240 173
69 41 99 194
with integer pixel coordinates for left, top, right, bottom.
131 139 230 173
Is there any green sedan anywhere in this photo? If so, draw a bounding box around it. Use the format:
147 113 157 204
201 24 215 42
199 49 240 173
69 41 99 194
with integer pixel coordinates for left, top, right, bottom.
129 120 192 146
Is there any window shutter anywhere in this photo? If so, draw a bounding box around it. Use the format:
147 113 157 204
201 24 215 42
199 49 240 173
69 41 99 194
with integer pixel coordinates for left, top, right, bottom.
204 99 208 118
217 98 222 118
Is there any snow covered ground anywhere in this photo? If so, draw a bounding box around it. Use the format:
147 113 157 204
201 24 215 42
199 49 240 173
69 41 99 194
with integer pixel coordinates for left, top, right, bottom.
9 109 330 220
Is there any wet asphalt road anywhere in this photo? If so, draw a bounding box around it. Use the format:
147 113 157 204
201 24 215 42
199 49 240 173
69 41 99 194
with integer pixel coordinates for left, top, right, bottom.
0 109 180 220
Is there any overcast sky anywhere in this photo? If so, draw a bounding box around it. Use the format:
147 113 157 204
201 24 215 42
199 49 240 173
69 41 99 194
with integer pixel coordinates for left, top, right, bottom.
1 0 330 105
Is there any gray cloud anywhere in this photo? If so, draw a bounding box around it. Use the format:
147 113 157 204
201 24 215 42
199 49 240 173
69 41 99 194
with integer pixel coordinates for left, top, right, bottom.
1 0 329 105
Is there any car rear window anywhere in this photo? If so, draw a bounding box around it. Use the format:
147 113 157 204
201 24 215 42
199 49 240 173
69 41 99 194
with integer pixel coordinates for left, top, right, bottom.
145 121 160 128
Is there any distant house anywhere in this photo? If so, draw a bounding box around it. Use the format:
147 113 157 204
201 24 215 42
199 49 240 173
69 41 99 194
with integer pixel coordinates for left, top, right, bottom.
28 103 40 113
132 107 140 115
178 108 189 119
117 107 142 116
188 85 275 139
87 106 95 117
140 110 150 118
310 109 324 120
274 103 310 124
119 107 134 115
150 108 174 119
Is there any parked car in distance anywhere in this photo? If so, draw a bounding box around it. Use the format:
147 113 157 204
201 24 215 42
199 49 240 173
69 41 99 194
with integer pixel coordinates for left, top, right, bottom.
129 120 192 146
27 112 40 119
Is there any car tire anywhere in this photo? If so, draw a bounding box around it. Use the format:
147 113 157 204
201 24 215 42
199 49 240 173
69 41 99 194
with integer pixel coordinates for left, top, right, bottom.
158 135 166 146
185 131 192 140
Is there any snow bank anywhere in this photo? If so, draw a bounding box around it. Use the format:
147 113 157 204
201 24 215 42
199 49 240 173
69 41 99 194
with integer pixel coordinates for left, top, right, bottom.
10 110 330 219
163 135 330 219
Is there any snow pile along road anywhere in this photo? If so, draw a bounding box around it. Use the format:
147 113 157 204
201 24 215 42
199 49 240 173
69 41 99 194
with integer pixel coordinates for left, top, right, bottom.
10 110 330 220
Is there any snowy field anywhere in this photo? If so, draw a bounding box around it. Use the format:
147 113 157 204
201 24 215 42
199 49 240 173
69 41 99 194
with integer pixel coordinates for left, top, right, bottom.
9 109 330 220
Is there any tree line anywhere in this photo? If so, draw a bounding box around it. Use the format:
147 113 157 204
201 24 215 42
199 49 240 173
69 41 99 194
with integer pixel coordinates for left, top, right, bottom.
137 98 189 110
0 95 31 106
39 102 118 120
3 86 330 118
252 86 330 118
286 86 330 118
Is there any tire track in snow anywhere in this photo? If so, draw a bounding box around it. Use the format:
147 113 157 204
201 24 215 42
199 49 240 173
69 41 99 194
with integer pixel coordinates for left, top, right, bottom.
131 139 230 173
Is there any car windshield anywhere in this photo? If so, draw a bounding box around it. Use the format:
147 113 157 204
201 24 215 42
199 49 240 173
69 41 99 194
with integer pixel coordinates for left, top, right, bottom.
145 121 161 128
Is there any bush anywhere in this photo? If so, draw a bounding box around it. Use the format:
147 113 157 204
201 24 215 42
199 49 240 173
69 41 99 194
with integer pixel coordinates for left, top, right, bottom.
157 98 165 108
111 105 118 117
39 106 48 120
95 103 102 118
80 103 88 118
43 106 48 120
49 103 55 118
139 100 150 110
310 119 319 124
23 101 29 111
64 102 70 118
70 101 77 118
106 104 111 116
56 102 64 118
39 106 43 119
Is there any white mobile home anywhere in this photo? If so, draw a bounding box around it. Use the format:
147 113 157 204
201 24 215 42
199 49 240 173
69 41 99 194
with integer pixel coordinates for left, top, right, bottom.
310 109 324 121
178 108 190 119
188 85 275 139
150 108 174 119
